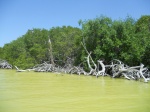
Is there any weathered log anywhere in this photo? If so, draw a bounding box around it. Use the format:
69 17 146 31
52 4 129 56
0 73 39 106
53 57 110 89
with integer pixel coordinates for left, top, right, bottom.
14 66 30 72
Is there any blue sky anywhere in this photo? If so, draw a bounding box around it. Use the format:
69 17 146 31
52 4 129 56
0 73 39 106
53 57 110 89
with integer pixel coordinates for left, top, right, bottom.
0 0 150 47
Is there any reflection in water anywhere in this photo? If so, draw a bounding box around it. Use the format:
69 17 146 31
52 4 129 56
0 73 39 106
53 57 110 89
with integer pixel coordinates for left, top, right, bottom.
0 70 150 112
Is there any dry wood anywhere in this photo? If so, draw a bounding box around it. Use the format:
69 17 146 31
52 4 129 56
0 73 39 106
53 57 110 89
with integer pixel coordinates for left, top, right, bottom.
0 59 12 69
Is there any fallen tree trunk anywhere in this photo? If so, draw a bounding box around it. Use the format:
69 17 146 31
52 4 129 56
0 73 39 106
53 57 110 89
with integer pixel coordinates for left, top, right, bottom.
14 66 27 72
14 66 34 72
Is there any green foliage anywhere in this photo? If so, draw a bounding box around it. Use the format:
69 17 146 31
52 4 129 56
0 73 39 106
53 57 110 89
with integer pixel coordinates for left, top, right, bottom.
49 26 82 66
0 47 4 59
2 37 25 65
135 15 150 68
79 16 149 67
1 15 150 69
23 28 49 63
135 15 150 33
2 26 82 68
2 28 49 69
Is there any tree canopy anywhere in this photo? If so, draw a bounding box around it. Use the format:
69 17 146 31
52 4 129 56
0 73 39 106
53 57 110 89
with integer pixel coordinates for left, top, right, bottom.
0 26 82 69
0 15 149 69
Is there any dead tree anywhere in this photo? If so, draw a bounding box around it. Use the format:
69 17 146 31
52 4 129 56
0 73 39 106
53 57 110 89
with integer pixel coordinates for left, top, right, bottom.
96 60 106 77
106 59 150 82
139 64 150 82
81 42 97 75
48 37 54 65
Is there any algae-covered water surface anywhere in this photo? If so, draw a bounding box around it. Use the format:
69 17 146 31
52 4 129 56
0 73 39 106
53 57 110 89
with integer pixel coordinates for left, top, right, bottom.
0 70 150 112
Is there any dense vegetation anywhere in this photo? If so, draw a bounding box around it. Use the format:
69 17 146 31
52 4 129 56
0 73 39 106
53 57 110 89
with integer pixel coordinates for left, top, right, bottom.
0 15 149 69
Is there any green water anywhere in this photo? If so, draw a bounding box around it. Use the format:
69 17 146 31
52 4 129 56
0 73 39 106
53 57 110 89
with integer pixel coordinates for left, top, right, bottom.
0 70 150 112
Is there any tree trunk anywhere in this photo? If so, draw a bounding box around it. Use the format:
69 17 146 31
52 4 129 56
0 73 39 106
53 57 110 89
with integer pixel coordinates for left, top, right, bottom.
48 38 54 65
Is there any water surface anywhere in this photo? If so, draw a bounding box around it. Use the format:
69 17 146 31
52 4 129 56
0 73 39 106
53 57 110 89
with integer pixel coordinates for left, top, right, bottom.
0 70 150 112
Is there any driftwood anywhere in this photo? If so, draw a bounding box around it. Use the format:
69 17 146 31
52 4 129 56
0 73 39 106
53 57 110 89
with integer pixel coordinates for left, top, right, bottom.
13 57 150 83
81 42 97 75
14 66 34 72
15 66 27 72
80 43 150 83
32 59 87 75
85 52 97 75
33 62 55 72
0 59 12 69
81 42 107 77
69 66 87 75
106 59 150 82
96 60 106 77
